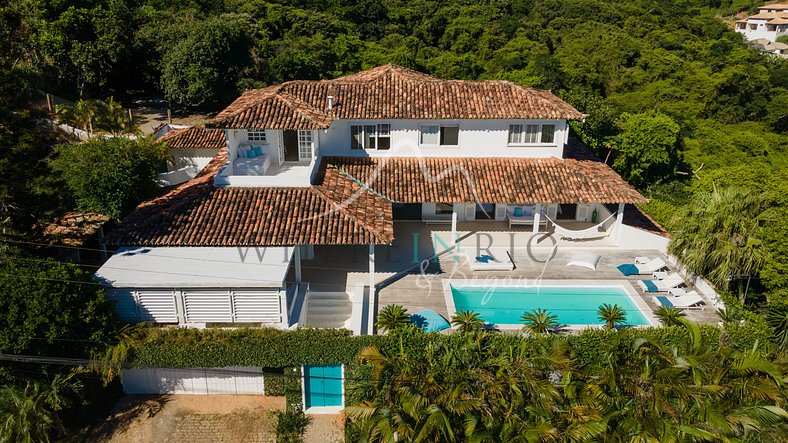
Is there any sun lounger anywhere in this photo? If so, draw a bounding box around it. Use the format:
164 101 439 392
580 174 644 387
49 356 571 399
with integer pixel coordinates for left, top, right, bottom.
617 257 668 276
637 274 685 292
656 292 705 309
465 248 514 271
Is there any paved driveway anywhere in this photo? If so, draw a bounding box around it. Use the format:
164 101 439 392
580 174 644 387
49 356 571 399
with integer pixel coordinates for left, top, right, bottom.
82 395 284 443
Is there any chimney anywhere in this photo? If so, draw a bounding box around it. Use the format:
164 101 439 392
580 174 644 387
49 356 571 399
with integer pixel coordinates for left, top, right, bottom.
327 95 334 111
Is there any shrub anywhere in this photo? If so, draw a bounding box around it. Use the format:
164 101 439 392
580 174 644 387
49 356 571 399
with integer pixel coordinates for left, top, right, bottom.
272 409 310 443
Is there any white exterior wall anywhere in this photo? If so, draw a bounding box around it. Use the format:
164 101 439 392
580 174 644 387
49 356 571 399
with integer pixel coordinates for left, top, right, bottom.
737 19 788 42
317 119 567 158
225 129 282 164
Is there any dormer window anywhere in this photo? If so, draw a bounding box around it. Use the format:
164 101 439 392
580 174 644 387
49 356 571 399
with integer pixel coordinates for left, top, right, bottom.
248 130 267 143
420 125 459 147
351 124 390 150
508 123 556 146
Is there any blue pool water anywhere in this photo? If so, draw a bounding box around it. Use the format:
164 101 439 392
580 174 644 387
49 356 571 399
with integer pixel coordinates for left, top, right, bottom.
451 285 650 326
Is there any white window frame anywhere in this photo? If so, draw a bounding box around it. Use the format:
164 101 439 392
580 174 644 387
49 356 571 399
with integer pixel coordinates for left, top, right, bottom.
247 130 268 143
507 122 559 146
419 124 460 147
297 130 313 161
350 123 391 150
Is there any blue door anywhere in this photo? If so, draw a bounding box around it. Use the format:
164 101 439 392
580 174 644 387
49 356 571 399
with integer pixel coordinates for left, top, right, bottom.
304 364 343 408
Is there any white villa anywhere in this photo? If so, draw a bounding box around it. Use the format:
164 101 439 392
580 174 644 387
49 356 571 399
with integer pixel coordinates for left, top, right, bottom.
736 3 788 42
96 65 701 335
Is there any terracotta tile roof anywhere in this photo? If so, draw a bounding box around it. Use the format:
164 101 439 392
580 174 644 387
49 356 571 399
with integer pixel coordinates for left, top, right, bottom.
44 212 110 246
208 64 583 130
107 150 393 247
158 126 226 150
315 156 647 205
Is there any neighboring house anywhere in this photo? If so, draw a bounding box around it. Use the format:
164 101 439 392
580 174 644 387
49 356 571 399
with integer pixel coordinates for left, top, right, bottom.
156 125 226 186
750 37 788 57
736 3 788 42
96 65 661 332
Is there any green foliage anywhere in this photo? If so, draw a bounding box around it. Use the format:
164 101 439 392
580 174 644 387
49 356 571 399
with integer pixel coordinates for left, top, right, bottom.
0 255 118 358
375 305 411 334
52 136 167 219
160 13 255 106
272 409 310 443
521 308 560 335
0 383 58 442
766 305 788 350
668 186 768 294
597 303 627 330
611 111 681 186
449 310 483 333
653 305 687 327
55 98 138 135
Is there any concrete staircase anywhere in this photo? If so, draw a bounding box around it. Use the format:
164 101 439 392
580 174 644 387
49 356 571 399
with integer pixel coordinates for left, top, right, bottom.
302 292 352 329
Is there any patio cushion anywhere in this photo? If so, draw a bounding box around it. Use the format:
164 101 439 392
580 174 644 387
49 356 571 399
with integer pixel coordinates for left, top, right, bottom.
641 279 659 292
410 309 450 332
617 264 639 276
567 252 600 270
656 296 674 307
513 206 523 217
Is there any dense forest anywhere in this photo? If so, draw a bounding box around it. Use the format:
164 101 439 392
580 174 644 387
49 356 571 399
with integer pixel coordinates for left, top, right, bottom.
1 0 787 439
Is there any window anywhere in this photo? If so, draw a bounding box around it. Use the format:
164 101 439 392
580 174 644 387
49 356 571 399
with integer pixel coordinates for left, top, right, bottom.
435 203 454 215
508 123 559 145
420 125 459 146
524 125 540 143
541 124 555 143
247 130 267 143
350 124 391 150
297 130 313 161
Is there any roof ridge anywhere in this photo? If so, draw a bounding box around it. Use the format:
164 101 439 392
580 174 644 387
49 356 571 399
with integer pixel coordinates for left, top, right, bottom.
274 90 332 126
309 184 389 244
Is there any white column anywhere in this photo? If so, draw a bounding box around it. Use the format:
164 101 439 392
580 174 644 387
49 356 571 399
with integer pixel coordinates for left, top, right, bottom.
451 210 458 244
533 204 542 234
368 244 376 335
368 244 376 290
614 203 625 244
294 246 302 283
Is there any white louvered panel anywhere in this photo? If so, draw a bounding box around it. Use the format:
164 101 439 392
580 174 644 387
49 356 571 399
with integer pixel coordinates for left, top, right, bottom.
232 290 282 323
108 289 139 322
136 290 178 323
183 290 233 323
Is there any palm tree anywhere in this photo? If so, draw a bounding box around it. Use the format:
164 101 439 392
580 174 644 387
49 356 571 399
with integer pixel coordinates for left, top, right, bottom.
450 310 484 333
766 305 788 350
653 305 686 327
0 383 59 442
597 304 626 330
668 186 767 303
376 305 410 333
97 97 140 135
521 308 559 335
71 99 98 135
716 306 741 324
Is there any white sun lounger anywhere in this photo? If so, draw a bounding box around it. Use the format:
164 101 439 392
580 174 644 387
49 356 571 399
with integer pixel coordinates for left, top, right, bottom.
634 257 668 275
465 248 514 271
656 292 705 310
637 274 685 292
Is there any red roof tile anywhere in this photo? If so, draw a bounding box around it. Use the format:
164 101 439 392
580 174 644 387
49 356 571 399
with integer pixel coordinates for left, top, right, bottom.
315 156 647 205
159 126 226 150
107 150 394 247
208 65 583 130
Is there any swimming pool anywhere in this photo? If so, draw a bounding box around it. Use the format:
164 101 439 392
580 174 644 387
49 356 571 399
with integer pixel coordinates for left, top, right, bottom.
448 281 652 327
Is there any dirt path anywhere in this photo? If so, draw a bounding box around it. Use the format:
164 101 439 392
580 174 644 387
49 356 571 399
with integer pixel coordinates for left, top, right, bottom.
81 395 284 443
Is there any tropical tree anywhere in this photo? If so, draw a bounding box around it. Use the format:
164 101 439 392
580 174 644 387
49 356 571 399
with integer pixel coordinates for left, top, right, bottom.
55 99 99 135
611 111 681 186
0 383 59 442
668 186 768 302
376 305 410 333
766 305 788 350
96 97 139 136
653 305 686 327
450 310 484 333
597 304 626 330
52 136 168 219
521 308 559 335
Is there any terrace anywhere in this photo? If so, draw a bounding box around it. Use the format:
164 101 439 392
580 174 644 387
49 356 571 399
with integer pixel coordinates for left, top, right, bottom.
296 221 723 331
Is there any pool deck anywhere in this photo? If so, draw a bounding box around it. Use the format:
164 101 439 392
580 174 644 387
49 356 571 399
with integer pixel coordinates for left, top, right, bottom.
299 222 722 329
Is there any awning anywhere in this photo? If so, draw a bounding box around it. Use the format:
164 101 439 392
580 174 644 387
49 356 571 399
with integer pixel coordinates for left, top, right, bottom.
94 246 294 288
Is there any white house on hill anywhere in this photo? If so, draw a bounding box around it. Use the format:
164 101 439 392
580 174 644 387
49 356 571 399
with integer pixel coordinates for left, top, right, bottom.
736 3 788 42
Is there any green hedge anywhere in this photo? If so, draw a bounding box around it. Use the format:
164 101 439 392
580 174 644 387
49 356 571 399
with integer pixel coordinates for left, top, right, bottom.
126 324 770 371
